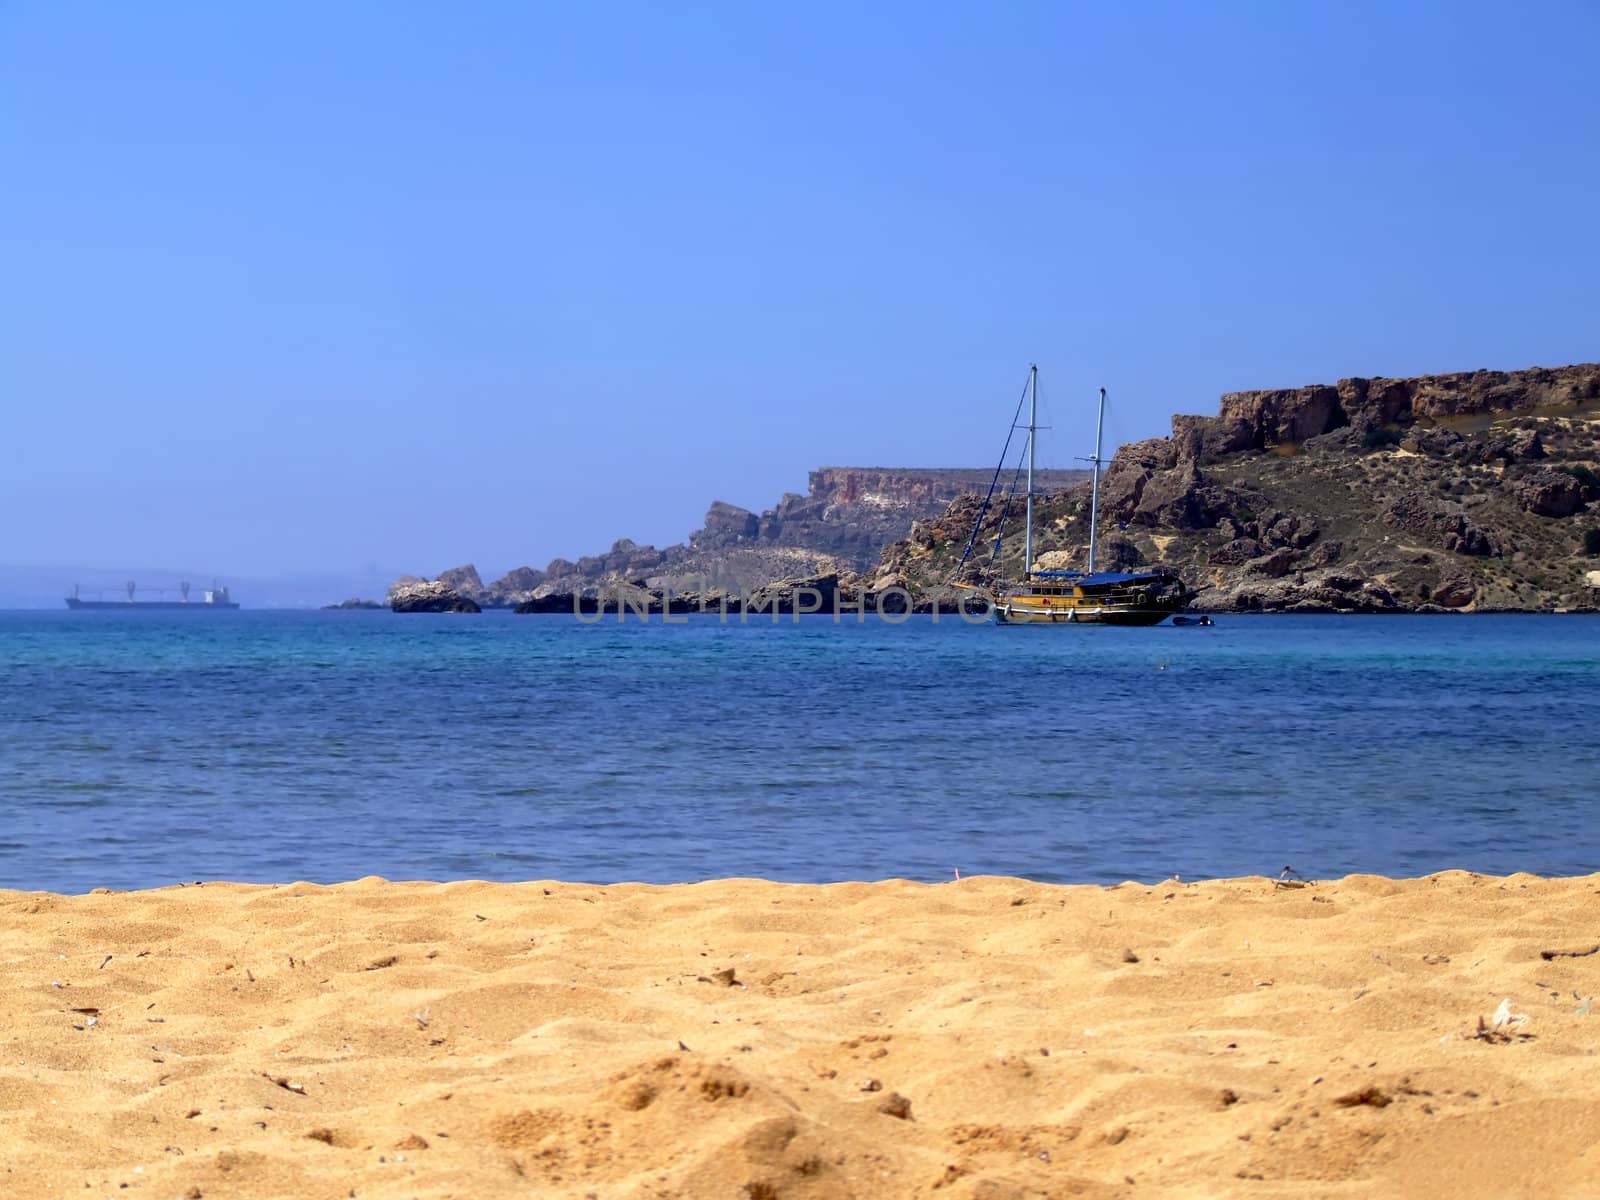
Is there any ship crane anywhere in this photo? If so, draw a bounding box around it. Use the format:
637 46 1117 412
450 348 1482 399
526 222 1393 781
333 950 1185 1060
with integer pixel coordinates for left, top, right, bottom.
104 581 201 602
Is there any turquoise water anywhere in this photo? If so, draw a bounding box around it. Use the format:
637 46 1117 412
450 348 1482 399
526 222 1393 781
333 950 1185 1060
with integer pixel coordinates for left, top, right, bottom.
0 610 1596 892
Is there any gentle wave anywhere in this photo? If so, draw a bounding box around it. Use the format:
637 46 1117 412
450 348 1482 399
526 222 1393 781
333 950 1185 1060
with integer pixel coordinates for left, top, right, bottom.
0 609 1596 891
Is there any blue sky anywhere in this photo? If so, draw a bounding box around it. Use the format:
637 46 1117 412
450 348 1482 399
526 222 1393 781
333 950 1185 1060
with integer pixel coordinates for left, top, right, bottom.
3 1 1596 581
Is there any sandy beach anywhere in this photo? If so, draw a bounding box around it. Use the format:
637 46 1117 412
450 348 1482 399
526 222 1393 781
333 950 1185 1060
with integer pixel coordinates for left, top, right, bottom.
2 871 1597 1199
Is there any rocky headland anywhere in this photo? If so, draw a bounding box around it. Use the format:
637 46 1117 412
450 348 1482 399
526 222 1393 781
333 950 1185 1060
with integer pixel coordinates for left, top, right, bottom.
880 363 1600 613
393 467 1084 609
395 364 1600 616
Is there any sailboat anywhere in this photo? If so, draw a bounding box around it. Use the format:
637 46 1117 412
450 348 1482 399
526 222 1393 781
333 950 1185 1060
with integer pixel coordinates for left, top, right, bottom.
961 365 1190 626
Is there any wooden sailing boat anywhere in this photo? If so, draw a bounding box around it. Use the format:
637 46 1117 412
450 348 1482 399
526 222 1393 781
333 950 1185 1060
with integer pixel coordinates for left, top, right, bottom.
974 365 1190 626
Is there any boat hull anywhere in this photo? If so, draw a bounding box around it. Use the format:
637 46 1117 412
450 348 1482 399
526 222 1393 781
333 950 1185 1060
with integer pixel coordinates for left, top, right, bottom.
65 599 240 610
990 569 1188 627
993 602 1176 626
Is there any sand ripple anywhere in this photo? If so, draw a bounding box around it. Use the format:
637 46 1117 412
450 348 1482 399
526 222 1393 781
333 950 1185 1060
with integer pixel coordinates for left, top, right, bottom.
3 872 1599 1197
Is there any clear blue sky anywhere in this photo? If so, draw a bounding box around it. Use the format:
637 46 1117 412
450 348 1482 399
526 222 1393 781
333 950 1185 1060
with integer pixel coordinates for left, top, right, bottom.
3 1 1596 580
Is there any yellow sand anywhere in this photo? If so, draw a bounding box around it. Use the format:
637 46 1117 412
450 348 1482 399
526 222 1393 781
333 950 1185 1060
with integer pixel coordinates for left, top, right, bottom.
3 871 1598 1199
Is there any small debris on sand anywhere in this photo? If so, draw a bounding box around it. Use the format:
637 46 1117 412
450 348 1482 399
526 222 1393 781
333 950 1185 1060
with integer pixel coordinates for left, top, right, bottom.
1539 945 1598 961
1472 1000 1535 1044
877 1092 913 1119
1334 1086 1391 1108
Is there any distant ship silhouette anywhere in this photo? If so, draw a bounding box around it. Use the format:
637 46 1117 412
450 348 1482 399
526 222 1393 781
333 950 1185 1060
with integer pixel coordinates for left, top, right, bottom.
65 580 240 610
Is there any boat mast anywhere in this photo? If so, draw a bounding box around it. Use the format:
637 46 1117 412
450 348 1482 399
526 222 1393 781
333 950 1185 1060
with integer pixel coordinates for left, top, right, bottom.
1088 386 1106 573
1025 363 1037 577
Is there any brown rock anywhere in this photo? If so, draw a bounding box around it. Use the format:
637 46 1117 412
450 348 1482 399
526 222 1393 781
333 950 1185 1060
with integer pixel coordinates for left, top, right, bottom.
1098 536 1144 569
1407 365 1600 420
1217 385 1345 447
1428 575 1477 608
1247 549 1297 578
1507 428 1546 460
1116 437 1179 471
1337 377 1412 429
1511 468 1584 518
1134 465 1207 530
1400 427 1465 457
876 1092 913 1120
1384 493 1498 557
1473 427 1547 465
1305 540 1343 567
1099 459 1153 523
1259 512 1319 549
1209 538 1266 566
1172 414 1255 460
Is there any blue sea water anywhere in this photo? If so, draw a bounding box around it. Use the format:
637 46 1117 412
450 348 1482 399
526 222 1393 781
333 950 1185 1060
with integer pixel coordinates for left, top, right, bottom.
0 609 1596 893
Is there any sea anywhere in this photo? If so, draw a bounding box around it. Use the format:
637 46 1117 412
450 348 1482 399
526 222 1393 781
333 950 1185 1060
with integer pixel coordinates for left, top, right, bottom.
1 609 1595 894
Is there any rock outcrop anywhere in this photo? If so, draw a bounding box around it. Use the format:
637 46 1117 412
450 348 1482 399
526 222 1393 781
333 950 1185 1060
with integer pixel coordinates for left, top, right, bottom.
874 362 1600 613
1382 492 1498 557
484 567 544 606
691 502 760 550
389 580 481 614
433 564 485 599
1511 468 1585 518
1172 363 1600 459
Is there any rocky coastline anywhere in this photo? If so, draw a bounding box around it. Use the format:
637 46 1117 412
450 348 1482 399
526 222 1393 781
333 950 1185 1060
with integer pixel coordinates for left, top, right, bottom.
388 467 1081 612
509 572 986 618
393 363 1600 617
875 362 1600 614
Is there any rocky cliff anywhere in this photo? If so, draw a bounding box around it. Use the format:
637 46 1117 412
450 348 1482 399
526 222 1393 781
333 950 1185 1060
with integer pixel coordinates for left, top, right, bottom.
398 466 1086 606
878 363 1600 612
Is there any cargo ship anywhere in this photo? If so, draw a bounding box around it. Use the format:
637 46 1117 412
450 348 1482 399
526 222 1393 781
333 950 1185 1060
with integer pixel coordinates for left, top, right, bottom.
65 581 240 610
